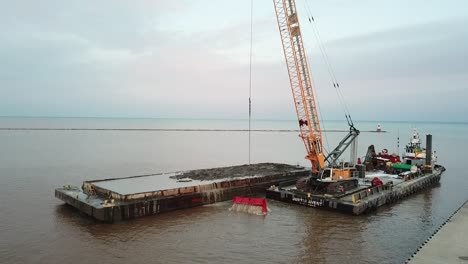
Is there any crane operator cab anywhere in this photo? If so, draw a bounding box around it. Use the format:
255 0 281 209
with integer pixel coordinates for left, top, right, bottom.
314 167 359 194
319 167 356 181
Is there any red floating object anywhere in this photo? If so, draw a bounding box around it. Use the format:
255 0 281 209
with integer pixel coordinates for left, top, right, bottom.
231 196 268 214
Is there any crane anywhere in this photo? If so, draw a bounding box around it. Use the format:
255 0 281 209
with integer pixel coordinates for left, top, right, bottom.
273 0 359 189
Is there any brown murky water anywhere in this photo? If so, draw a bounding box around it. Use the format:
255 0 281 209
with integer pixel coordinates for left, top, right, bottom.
1 118 467 264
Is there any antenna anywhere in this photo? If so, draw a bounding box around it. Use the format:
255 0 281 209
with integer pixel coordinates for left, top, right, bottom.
397 128 400 155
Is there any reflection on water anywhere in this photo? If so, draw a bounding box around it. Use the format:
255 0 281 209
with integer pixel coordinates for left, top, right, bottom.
1 118 467 264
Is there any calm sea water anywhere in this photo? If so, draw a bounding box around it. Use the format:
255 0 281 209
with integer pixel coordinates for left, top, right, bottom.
0 117 467 264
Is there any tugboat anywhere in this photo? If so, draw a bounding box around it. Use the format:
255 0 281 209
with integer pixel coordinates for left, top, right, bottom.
364 129 438 174
403 129 437 167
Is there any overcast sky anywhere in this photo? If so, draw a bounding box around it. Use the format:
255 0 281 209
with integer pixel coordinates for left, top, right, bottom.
1 0 467 122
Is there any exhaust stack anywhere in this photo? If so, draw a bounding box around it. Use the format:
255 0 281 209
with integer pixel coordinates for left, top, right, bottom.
426 134 432 168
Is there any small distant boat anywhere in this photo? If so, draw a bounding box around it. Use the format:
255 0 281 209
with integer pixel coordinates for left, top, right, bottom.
376 123 382 132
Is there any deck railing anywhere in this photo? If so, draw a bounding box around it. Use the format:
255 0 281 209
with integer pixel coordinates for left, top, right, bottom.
351 184 393 204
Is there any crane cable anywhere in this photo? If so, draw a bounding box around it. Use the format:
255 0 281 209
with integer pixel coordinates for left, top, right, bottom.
248 0 254 165
307 55 331 157
302 0 354 125
304 4 348 115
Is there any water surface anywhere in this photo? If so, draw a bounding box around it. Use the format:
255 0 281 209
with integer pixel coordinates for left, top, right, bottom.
0 117 467 264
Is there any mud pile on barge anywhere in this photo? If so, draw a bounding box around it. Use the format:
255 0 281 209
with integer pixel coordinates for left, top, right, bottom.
171 163 301 181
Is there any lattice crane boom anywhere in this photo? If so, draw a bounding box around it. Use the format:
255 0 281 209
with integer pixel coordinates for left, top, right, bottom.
273 0 325 173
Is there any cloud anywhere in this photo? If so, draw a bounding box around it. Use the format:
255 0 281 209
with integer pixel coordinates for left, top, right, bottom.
0 1 467 122
323 18 468 80
303 18 468 121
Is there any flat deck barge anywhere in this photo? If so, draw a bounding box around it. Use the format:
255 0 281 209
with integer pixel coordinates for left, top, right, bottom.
266 166 444 215
55 163 309 222
56 162 445 222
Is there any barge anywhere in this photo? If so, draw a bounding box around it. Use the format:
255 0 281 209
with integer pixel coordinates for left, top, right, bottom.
266 133 445 215
266 165 444 215
55 163 309 222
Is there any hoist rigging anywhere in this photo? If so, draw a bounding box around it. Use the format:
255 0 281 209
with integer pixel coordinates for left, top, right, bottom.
273 0 359 190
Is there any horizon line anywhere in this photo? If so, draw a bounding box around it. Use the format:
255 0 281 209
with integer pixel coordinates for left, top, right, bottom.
0 115 466 124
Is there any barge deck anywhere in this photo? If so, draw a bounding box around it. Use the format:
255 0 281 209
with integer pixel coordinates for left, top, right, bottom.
55 163 309 222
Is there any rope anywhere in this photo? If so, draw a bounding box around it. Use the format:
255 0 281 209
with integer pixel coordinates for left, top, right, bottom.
308 60 330 156
302 0 352 122
248 0 254 165
296 1 330 154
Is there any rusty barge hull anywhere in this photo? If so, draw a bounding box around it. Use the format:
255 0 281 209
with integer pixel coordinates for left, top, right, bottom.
266 168 443 215
55 163 309 222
